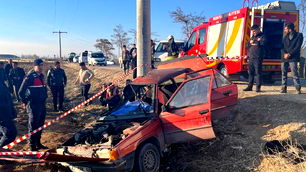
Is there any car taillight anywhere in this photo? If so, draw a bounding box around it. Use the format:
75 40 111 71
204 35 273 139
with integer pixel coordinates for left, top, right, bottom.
109 149 119 161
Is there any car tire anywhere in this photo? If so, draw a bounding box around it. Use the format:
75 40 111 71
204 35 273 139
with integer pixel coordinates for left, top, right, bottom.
135 143 160 172
219 65 228 77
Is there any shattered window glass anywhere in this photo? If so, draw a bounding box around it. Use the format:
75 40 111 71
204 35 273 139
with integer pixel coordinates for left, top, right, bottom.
213 72 231 89
169 76 210 109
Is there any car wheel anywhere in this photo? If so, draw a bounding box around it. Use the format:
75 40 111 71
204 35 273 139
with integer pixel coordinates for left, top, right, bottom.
219 65 228 77
104 63 107 66
135 143 160 172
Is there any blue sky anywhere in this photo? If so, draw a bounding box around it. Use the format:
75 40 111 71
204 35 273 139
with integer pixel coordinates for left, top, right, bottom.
0 0 301 57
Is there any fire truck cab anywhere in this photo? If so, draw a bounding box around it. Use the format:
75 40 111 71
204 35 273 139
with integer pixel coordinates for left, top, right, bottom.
178 1 299 82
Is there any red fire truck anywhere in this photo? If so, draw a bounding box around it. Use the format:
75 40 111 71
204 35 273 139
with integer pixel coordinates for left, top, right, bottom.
158 1 299 82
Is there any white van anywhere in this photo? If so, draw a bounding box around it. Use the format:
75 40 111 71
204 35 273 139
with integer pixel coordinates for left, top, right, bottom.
88 52 107 66
79 51 90 64
154 40 185 62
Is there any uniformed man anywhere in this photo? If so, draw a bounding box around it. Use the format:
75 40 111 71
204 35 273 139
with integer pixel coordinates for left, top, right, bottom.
47 61 67 112
243 24 266 92
9 62 26 102
19 59 48 151
0 83 17 147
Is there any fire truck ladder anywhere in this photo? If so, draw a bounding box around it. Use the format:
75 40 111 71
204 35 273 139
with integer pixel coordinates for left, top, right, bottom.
244 0 264 35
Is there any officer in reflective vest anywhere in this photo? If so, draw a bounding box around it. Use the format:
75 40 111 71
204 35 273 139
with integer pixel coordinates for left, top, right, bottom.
19 59 48 151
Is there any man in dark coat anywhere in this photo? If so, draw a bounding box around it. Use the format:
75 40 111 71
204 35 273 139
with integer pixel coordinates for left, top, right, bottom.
19 59 48 151
0 83 17 147
9 62 25 102
47 61 67 112
130 44 137 79
243 24 266 92
4 59 13 93
0 62 7 86
280 23 304 94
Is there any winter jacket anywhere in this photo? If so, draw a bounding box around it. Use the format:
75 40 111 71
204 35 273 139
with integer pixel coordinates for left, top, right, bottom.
282 31 304 62
19 70 48 104
247 32 266 61
0 83 16 120
47 68 67 87
9 67 25 85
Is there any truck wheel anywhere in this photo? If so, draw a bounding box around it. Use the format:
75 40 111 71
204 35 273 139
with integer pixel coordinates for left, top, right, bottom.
219 65 228 77
135 143 160 172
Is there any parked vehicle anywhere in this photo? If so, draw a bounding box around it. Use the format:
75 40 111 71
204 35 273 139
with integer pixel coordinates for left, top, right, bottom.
154 40 185 62
79 51 90 64
88 52 107 66
68 52 76 63
173 1 299 82
106 59 115 65
73 55 79 63
1 68 238 172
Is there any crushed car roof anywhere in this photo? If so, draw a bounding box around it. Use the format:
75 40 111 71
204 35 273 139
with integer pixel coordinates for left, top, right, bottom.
132 68 192 84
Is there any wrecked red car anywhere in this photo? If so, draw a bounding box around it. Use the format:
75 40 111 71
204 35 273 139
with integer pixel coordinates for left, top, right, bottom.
1 68 238 172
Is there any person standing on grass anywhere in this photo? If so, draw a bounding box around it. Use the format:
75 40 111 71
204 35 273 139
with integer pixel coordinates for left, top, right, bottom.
9 62 25 102
74 62 94 105
19 59 48 151
47 61 67 112
0 83 17 147
243 24 266 92
130 44 137 79
280 23 304 94
122 45 131 75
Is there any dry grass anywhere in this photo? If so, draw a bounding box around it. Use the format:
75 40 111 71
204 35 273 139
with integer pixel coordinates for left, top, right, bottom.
1 62 306 172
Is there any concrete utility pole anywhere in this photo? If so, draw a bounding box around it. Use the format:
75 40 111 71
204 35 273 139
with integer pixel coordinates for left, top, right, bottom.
53 30 67 59
136 0 151 77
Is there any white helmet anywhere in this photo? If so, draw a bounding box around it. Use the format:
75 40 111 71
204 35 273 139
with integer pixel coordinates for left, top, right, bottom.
167 35 174 41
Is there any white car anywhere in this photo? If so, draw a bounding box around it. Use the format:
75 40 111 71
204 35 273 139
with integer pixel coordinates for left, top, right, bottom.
88 52 107 66
154 40 185 62
106 59 115 65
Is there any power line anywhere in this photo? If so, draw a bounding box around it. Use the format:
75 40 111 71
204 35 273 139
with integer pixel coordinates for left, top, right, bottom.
53 30 67 59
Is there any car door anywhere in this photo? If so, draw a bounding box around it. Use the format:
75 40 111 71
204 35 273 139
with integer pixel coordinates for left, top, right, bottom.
211 69 238 120
185 30 199 56
159 73 215 144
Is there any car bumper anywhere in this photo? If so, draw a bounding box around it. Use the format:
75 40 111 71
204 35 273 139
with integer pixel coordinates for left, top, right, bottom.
92 61 106 65
58 152 135 172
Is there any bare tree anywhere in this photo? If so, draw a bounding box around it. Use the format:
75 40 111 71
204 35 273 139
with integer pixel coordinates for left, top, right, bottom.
94 39 114 58
298 0 306 48
170 7 205 39
111 25 131 56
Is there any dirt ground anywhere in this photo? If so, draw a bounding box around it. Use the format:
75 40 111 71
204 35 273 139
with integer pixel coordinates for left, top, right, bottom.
0 62 305 172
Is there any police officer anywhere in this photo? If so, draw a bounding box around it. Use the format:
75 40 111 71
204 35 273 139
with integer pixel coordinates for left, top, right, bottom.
19 59 48 151
243 24 266 92
0 83 17 147
9 62 26 102
47 61 67 112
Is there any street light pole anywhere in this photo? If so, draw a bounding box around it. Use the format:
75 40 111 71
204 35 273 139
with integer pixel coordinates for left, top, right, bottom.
136 0 151 77
53 30 67 60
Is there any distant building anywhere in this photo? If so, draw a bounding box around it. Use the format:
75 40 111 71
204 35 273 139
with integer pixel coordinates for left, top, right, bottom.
0 54 19 59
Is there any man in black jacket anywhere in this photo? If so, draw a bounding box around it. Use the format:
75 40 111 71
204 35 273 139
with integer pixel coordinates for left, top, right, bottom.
4 59 13 93
19 59 48 151
0 62 7 86
0 83 17 147
47 61 67 111
244 24 266 92
9 62 25 102
281 23 304 94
